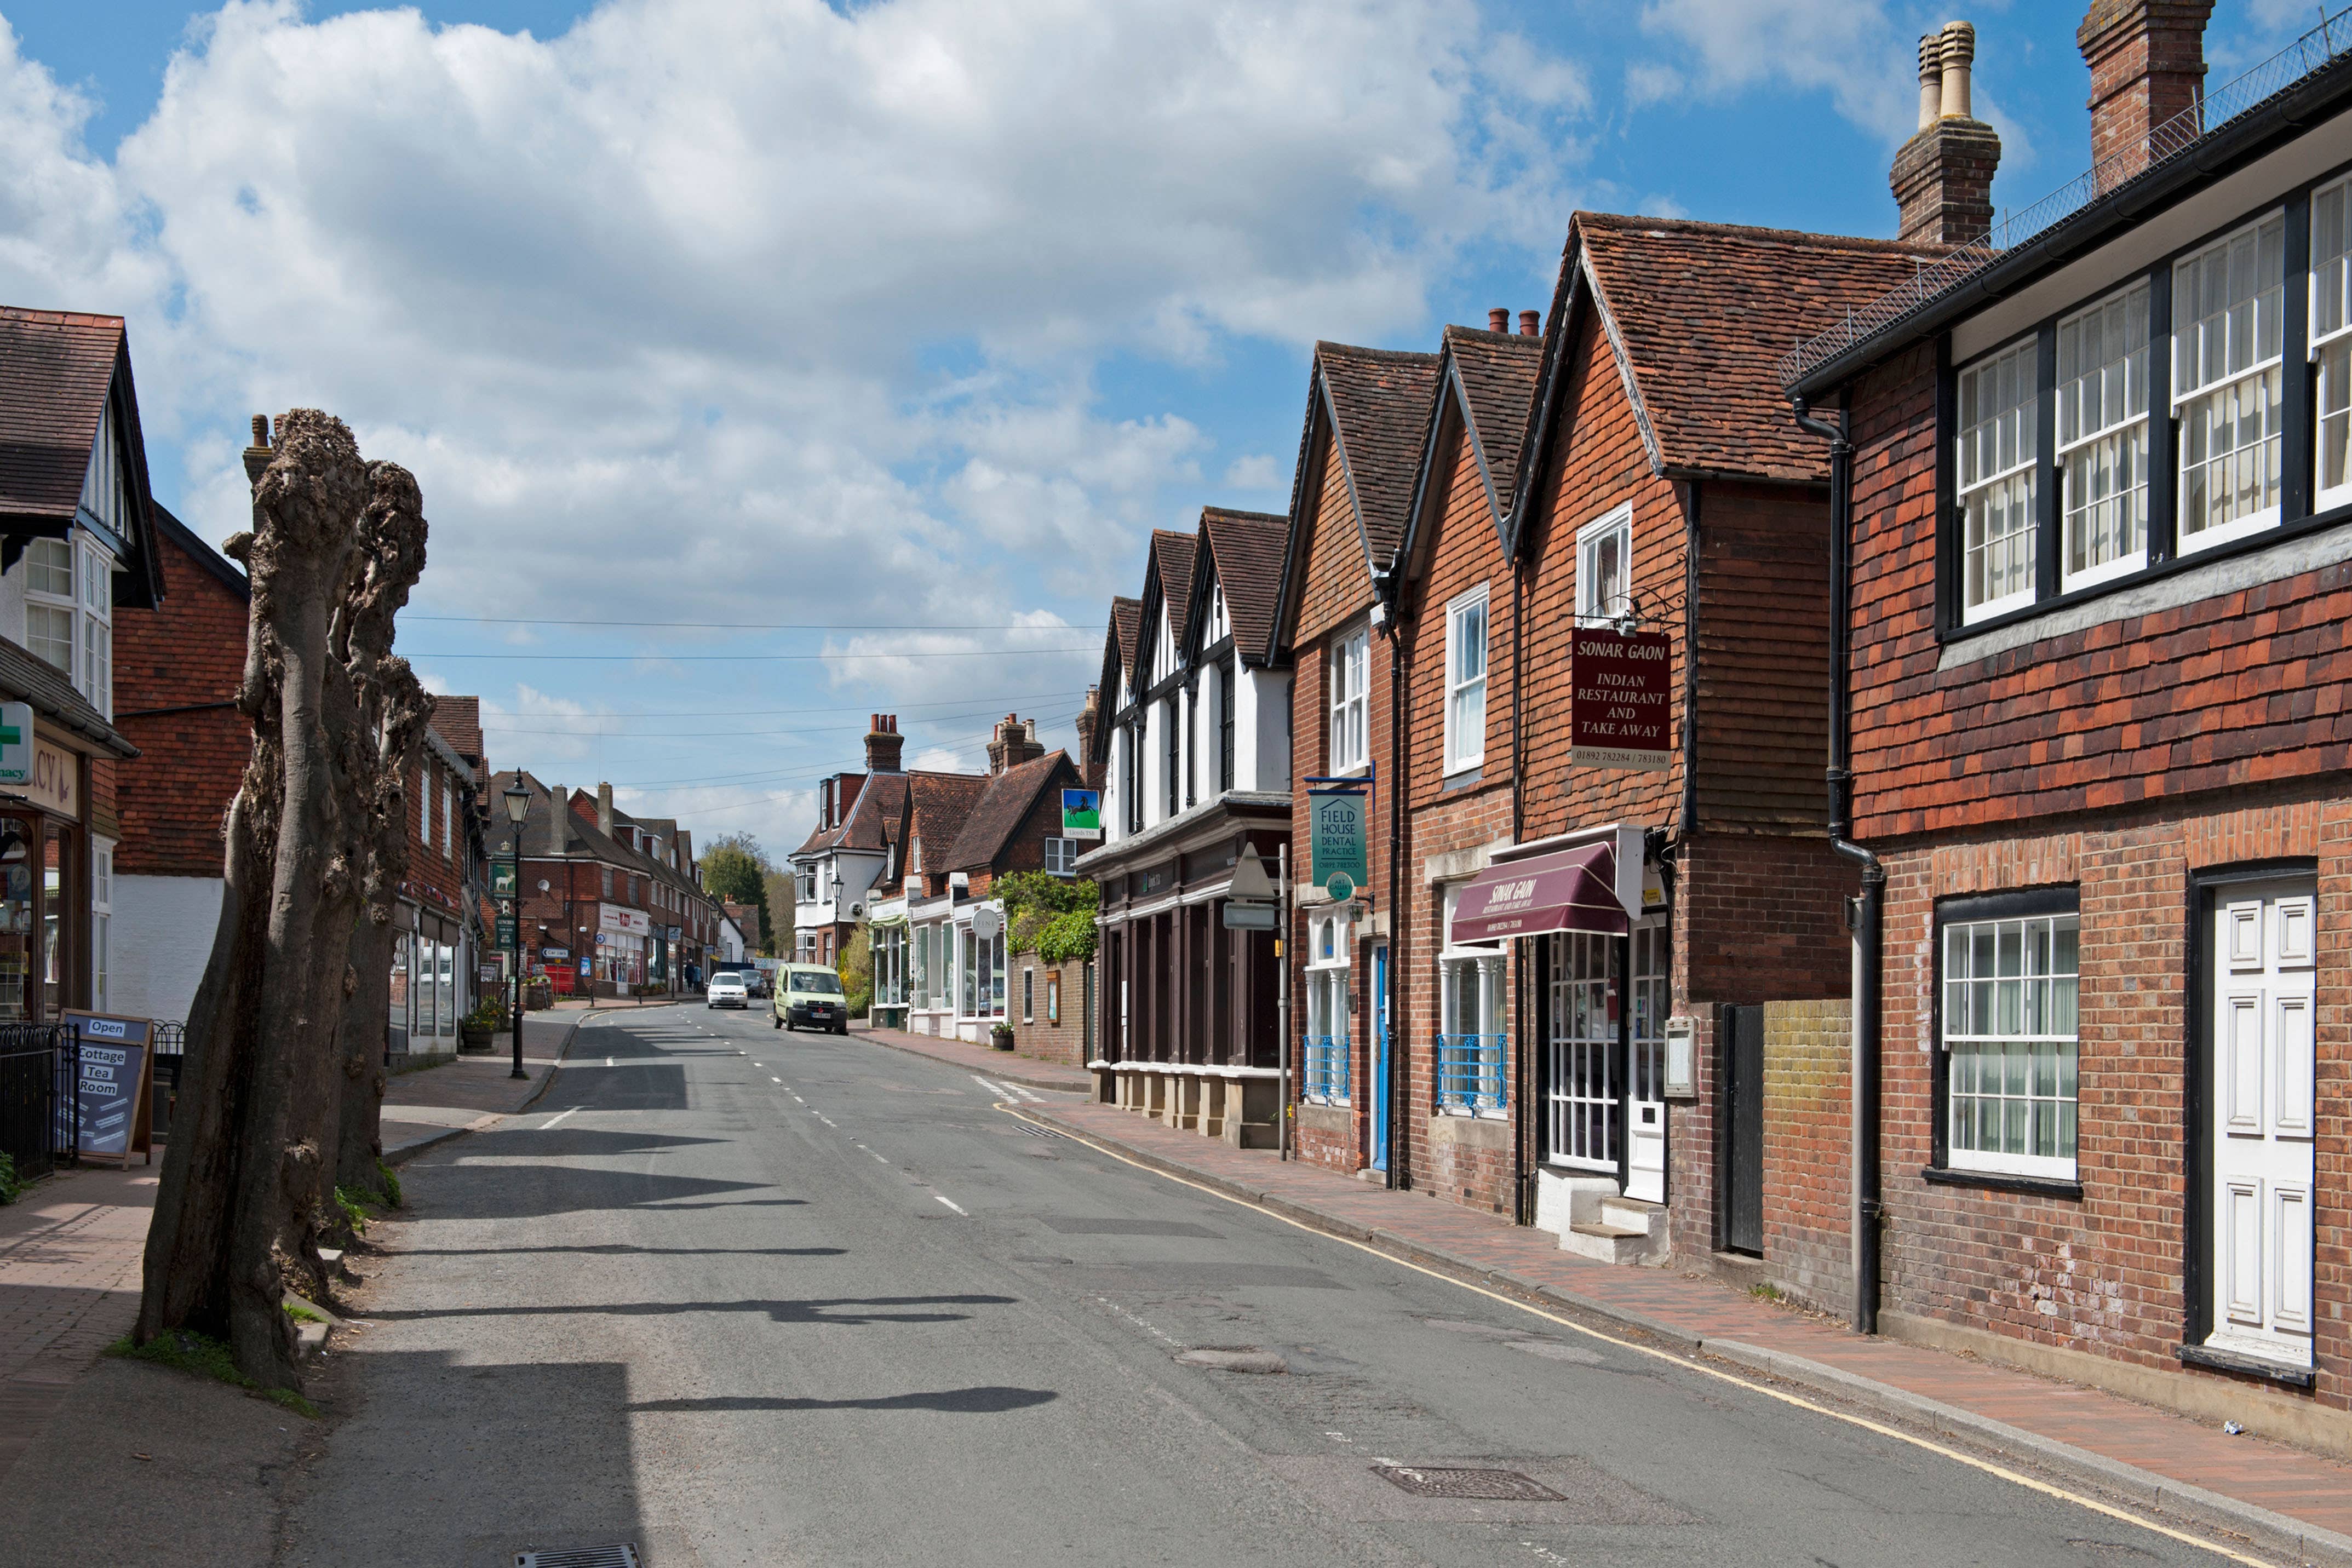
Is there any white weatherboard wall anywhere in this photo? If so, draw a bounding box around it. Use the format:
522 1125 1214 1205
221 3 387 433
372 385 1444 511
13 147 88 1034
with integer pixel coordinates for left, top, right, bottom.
111 874 223 1024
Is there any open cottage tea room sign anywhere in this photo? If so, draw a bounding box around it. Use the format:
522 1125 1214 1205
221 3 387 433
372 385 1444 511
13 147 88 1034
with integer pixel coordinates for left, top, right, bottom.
1570 629 1672 771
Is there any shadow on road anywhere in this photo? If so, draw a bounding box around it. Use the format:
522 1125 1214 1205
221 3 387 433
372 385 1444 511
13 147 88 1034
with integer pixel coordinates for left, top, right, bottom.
630 1387 1058 1414
367 1293 1020 1325
395 1243 850 1257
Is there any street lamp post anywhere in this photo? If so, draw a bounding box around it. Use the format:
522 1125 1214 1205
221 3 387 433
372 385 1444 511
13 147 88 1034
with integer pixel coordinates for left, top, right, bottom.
503 782 532 1081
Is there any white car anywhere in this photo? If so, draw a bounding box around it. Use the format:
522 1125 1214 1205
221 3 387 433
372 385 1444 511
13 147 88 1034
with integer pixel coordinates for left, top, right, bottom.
705 973 749 1009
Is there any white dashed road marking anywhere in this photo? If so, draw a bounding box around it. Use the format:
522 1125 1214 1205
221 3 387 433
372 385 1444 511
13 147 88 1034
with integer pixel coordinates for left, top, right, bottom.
541 1107 579 1129
933 1194 967 1216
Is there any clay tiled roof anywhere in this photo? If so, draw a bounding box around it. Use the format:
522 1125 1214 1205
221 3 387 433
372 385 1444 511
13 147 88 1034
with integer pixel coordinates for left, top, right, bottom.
1443 326 1544 501
0 308 123 529
1317 341 1440 560
1150 531 1197 646
945 751 1070 872
1572 212 1941 483
835 771 908 852
0 634 135 758
1109 596 1142 686
909 769 989 865
1199 507 1288 663
429 695 483 763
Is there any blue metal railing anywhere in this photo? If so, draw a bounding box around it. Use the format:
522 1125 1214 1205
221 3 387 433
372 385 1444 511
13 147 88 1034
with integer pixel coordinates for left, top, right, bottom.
1436 1033 1508 1115
1301 1033 1349 1104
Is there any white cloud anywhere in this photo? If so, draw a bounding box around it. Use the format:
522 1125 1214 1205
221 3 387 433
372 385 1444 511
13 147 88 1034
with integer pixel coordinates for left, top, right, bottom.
477 682 621 763
1220 452 1284 492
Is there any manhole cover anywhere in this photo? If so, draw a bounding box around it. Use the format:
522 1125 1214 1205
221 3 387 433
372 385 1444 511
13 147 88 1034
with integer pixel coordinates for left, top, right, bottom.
1372 1466 1565 1502
515 1548 640 1568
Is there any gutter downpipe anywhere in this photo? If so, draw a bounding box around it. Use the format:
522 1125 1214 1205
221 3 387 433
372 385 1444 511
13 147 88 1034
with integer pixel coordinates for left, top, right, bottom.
1792 395 1885 1337
1380 574 1408 1191
1511 543 1532 1226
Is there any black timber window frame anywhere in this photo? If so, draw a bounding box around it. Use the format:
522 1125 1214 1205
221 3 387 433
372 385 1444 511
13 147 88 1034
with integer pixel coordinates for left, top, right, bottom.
1162 695 1180 819
2178 856 2321 1391
1923 884 2086 1201
1217 652 1236 795
1934 161 2352 645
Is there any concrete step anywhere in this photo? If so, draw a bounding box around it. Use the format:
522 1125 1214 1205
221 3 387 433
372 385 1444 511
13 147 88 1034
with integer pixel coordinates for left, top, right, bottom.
1599 1196 1668 1237
1560 1222 1655 1266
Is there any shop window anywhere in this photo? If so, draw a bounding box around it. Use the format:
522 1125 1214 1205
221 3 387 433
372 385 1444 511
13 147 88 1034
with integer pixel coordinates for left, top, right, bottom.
91 841 111 1014
1941 901 2080 1180
1437 884 1506 1116
1957 340 2039 620
1303 910 1350 1104
2057 282 2151 591
2175 211 2285 551
991 929 1007 1019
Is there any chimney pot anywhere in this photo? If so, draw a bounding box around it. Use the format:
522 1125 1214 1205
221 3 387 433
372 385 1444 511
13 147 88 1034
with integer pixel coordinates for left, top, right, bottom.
250 415 269 446
864 712 905 773
1518 310 1540 337
1917 33 1943 131
1938 21 1976 121
1488 307 1510 332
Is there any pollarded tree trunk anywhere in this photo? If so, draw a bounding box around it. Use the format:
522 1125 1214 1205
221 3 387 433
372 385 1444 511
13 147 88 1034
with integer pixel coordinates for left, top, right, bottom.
321 463 431 1204
139 411 372 1389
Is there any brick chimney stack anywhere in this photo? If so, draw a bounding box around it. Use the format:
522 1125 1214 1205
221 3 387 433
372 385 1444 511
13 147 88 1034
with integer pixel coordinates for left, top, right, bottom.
1890 21 2003 246
1075 687 1103 789
596 782 613 840
986 713 1044 776
2080 0 2212 192
864 713 904 773
547 780 567 855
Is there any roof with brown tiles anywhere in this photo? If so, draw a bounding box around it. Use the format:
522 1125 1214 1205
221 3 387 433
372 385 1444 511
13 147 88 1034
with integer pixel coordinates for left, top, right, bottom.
1149 530 1198 647
1571 212 1942 483
429 695 484 763
834 771 909 853
909 769 990 865
0 308 123 528
1316 341 1441 560
1198 507 1288 663
1443 326 1545 501
945 750 1074 872
1109 596 1142 687
0 632 136 758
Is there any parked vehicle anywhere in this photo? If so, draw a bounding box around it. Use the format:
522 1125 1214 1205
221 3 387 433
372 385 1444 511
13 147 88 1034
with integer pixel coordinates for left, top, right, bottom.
705 973 749 1009
775 963 847 1033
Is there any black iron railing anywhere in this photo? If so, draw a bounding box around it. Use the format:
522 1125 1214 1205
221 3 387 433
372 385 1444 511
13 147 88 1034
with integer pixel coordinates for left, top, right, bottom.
0 1023 80 1180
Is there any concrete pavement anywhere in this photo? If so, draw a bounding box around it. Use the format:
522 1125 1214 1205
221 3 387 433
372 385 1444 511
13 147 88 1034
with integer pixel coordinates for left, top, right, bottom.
278 1004 2308 1566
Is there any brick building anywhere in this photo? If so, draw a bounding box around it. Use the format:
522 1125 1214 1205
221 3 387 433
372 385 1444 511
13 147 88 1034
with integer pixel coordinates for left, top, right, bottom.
1781 2 2352 1443
1275 341 1437 1177
496 773 722 998
112 505 244 1024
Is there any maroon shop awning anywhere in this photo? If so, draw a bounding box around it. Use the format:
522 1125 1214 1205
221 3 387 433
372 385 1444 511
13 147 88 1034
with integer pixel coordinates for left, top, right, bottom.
1450 839 1628 944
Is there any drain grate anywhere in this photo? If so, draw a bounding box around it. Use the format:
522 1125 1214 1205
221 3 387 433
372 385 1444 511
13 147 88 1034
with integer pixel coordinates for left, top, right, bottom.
515 1548 640 1568
1014 1123 1074 1140
1371 1466 1565 1502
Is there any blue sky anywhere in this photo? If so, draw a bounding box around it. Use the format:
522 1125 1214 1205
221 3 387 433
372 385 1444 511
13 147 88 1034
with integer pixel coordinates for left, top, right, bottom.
0 0 2324 853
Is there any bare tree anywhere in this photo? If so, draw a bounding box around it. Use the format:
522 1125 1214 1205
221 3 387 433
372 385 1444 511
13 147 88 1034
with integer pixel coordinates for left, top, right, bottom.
137 412 428 1389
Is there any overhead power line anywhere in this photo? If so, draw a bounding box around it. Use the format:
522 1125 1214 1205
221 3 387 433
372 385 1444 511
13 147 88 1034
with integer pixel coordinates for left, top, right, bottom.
410 615 1080 630
409 647 1098 662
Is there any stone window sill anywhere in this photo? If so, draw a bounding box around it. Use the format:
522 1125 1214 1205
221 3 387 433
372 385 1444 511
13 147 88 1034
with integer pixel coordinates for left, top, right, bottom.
1919 1165 2083 1201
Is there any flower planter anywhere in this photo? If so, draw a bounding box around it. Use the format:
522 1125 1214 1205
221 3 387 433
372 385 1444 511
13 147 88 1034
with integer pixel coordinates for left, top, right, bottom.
458 1024 498 1054
990 1026 1016 1052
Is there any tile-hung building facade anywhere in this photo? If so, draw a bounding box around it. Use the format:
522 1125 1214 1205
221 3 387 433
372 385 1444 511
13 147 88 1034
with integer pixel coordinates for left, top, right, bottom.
0 307 162 1024
1783 2 2352 1448
1274 340 1437 1178
1476 217 1931 1266
1085 511 1294 1144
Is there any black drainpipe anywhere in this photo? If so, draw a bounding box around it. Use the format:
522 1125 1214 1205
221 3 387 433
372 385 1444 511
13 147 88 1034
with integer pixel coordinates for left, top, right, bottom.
1511 545 1532 1225
1379 568 1407 1192
1791 396 1884 1337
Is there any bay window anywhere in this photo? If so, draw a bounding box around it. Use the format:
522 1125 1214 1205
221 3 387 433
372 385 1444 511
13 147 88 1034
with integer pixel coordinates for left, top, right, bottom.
1444 585 1487 774
2175 212 2285 550
1957 340 2039 619
2057 282 2150 590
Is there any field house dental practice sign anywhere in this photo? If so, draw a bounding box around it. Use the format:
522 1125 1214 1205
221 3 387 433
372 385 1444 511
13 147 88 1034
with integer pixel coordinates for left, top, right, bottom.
57 1010 156 1167
1570 628 1672 772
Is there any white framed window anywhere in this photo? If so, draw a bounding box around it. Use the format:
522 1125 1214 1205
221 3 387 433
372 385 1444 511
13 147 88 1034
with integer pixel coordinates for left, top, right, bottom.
418 765 433 847
1303 909 1351 1103
25 538 74 679
2057 282 2151 591
1576 503 1632 624
2176 211 2285 551
1957 340 2039 620
1043 837 1078 876
908 837 922 875
91 838 112 1014
2312 177 2352 512
78 539 112 718
441 781 454 859
1022 966 1035 1024
1327 627 1368 773
1437 884 1506 1116
1443 585 1488 774
1206 581 1230 645
1943 911 2080 1179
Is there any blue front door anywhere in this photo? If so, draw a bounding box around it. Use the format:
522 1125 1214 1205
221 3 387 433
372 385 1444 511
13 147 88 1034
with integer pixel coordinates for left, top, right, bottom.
1370 943 1390 1171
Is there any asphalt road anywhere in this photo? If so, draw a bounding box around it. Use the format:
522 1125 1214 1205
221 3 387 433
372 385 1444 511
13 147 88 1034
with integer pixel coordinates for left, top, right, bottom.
280 1005 2265 1568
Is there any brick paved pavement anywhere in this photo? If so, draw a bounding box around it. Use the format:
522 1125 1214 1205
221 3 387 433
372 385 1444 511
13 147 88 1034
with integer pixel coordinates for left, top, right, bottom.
0 1163 156 1478
851 1019 1094 1094
1028 1093 2352 1552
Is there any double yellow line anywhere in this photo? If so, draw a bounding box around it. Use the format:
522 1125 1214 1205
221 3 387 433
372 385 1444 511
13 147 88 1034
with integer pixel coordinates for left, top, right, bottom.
994 1101 2272 1567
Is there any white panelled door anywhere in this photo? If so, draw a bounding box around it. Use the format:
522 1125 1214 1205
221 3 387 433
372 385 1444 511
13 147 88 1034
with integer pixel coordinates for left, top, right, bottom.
2207 879 2317 1369
1625 918 1670 1204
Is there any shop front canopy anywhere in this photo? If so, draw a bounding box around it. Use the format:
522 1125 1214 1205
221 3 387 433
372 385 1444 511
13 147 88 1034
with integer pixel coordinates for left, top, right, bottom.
1448 826 1645 944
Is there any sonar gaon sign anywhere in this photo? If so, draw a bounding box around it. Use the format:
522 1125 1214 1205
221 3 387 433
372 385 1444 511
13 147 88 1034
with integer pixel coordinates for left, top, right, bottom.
1570 629 1671 772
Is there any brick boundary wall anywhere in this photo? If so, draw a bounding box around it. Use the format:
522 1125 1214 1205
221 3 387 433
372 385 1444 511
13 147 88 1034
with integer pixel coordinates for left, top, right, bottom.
1009 957 1091 1068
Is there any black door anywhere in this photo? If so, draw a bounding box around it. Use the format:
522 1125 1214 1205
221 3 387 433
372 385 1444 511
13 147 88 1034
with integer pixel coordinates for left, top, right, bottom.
1722 1005 1765 1257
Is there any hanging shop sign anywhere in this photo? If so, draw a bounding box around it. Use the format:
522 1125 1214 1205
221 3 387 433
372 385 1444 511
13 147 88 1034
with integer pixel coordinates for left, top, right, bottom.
496 912 518 946
1309 788 1367 903
490 858 517 899
1570 629 1672 772
1060 788 1103 841
0 702 31 785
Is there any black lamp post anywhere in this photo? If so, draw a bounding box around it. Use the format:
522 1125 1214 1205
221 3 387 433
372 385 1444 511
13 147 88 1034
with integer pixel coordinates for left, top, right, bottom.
503 782 531 1080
